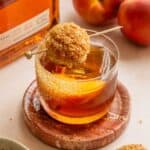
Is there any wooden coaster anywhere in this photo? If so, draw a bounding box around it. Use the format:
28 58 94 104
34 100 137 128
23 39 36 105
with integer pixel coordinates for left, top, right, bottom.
23 81 130 150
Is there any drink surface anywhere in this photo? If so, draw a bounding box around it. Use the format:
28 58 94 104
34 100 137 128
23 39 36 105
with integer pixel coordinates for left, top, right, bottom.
36 44 117 124
0 0 59 67
43 44 116 79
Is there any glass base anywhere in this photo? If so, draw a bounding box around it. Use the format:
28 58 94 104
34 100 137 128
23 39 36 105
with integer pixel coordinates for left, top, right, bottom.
40 96 112 125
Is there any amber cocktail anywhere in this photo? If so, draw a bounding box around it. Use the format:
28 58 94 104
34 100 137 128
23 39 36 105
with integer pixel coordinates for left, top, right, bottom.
35 34 119 125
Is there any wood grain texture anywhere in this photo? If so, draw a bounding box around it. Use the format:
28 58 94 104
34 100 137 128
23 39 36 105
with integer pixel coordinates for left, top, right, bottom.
23 81 130 150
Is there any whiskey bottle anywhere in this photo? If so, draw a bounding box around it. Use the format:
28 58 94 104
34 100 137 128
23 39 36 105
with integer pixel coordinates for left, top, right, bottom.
0 0 59 68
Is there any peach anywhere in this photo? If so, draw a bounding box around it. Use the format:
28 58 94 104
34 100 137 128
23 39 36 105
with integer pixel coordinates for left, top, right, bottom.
118 0 150 46
73 0 122 25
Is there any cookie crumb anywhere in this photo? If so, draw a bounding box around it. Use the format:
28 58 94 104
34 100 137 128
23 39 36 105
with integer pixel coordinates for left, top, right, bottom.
138 120 143 125
9 117 13 121
117 144 146 150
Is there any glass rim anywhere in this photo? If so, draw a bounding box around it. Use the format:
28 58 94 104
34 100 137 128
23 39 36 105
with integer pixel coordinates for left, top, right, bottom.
36 32 119 82
92 33 119 81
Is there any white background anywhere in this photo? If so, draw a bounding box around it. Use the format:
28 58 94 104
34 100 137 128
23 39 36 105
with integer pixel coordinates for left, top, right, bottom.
0 0 150 149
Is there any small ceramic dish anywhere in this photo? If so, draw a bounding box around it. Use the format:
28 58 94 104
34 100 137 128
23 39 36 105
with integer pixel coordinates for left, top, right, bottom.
0 137 29 150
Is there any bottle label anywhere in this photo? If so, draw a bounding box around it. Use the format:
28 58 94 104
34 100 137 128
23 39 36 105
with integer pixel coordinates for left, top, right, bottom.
0 9 49 51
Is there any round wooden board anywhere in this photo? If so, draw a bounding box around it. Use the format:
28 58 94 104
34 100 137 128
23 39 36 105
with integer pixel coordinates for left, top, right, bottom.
23 81 130 150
